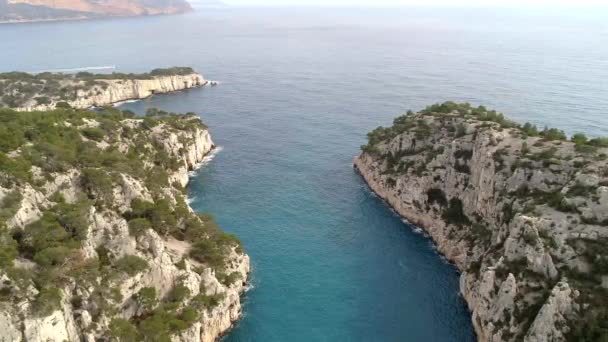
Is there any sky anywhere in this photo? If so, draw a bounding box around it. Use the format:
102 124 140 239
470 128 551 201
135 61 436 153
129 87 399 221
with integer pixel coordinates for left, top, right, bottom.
204 0 607 7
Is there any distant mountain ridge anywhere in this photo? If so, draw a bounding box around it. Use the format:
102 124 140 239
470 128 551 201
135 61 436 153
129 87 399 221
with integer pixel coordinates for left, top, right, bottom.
0 0 192 23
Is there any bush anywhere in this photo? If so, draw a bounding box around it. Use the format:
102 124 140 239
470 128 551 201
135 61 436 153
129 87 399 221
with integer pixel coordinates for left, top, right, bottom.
169 283 190 303
454 162 471 174
55 102 71 109
190 293 225 310
0 153 32 185
567 309 608 342
128 218 152 237
521 122 539 136
546 191 574 212
540 127 567 141
571 133 589 145
190 239 225 269
80 168 114 203
454 149 473 160
0 190 23 222
588 137 608 147
218 271 241 286
20 209 83 263
442 198 470 226
34 246 73 267
34 96 51 105
179 307 199 325
0 226 18 268
427 188 448 207
115 255 149 276
32 287 63 317
135 287 158 312
81 127 105 142
109 318 139 342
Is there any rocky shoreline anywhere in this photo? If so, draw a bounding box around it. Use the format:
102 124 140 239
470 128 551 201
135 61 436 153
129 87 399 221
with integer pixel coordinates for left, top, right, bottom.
14 73 210 112
354 102 608 342
0 108 250 341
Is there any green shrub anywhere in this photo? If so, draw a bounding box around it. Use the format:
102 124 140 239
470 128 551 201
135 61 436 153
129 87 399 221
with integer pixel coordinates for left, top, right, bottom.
575 143 598 154
135 287 158 312
169 283 190 303
20 209 82 263
0 153 32 185
540 127 567 141
546 192 574 212
109 318 139 342
427 188 448 207
442 198 470 226
0 190 23 222
571 133 589 145
34 246 74 267
128 218 152 237
81 127 105 142
521 122 539 136
80 168 114 203
55 102 71 109
454 162 471 174
115 255 149 276
32 287 63 317
454 149 473 160
0 226 18 268
190 239 225 269
179 307 199 325
588 137 608 147
218 271 241 286
190 293 225 310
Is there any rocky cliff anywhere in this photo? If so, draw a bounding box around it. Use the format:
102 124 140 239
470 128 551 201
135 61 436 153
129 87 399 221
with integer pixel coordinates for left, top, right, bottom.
355 102 608 342
0 107 249 341
0 68 209 112
0 0 192 23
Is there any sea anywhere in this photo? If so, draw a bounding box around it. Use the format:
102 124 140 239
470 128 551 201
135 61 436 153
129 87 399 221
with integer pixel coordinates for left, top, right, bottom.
1 6 607 341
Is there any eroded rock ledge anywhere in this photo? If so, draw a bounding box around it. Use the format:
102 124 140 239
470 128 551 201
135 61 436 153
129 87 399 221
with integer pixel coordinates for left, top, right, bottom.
355 102 608 342
0 107 249 341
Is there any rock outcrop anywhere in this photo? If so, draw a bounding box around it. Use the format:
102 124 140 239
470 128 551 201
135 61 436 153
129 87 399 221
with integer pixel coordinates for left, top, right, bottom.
0 108 249 341
11 72 208 112
354 102 608 341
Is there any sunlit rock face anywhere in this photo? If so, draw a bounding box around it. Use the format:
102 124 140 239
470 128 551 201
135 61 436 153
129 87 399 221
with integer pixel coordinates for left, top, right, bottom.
0 111 249 342
355 103 608 342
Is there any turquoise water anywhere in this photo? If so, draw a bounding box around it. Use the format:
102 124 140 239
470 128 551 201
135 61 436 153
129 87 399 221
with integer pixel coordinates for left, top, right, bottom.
2 7 608 341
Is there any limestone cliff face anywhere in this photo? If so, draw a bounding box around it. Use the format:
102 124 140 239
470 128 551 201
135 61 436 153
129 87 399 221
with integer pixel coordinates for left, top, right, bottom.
355 104 608 341
16 73 207 112
0 112 249 342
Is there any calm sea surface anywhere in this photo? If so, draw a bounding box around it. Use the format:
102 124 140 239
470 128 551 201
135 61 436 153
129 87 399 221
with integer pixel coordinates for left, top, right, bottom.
1 7 607 341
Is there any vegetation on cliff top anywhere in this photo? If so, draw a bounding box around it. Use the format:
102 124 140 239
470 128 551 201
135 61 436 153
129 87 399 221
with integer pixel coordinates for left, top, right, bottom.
362 101 607 155
360 102 608 341
0 106 242 338
0 67 197 108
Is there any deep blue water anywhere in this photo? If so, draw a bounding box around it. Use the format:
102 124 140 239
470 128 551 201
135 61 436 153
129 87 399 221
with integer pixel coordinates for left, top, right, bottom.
2 7 608 341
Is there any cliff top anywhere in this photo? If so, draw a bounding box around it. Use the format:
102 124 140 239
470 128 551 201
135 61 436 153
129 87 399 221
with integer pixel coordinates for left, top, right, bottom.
0 67 201 109
358 102 608 341
0 106 247 340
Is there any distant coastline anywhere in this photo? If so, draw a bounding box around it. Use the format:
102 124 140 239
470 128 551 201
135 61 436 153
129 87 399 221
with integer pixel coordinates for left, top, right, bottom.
0 67 212 111
0 0 192 24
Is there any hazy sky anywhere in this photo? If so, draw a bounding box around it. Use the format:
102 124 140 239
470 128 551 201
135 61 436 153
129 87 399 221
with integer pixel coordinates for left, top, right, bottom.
215 0 605 6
